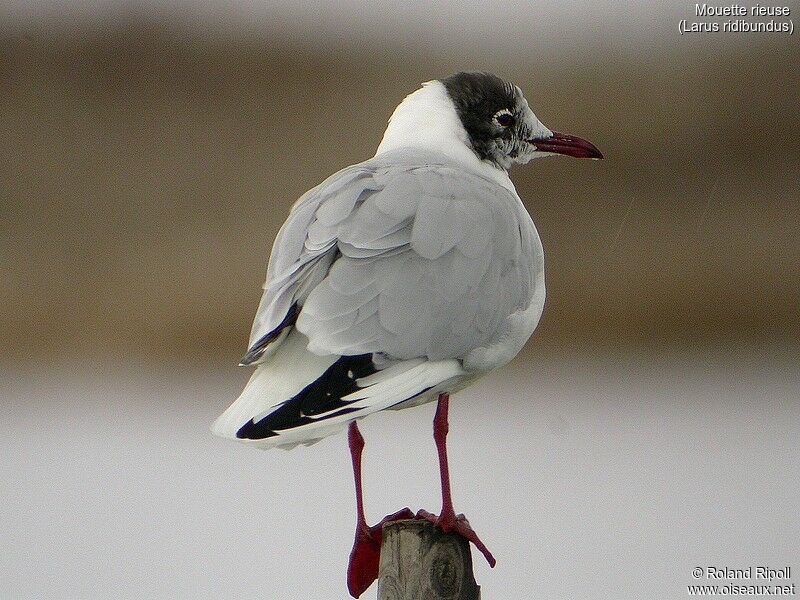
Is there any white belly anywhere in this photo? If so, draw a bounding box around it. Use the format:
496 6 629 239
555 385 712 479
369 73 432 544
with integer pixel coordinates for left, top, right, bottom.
463 271 546 373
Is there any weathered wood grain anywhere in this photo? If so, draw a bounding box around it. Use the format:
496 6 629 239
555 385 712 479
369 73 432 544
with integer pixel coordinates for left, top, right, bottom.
377 520 480 600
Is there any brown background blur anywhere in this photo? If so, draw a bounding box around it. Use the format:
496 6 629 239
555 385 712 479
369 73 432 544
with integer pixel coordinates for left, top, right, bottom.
2 17 799 365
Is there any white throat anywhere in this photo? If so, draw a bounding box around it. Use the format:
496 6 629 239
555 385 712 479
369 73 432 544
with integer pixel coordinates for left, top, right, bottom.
375 81 514 191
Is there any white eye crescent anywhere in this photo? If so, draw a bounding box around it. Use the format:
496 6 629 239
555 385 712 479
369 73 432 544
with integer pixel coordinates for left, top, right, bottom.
494 109 515 128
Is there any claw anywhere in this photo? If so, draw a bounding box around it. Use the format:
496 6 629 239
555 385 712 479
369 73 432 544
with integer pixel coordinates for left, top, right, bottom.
415 509 496 568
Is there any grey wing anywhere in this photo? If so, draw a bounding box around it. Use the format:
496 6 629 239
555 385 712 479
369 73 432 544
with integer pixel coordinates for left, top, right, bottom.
294 163 542 365
241 163 382 365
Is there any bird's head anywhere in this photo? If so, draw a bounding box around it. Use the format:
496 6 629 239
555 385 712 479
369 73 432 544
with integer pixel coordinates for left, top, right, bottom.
442 72 603 168
376 72 602 171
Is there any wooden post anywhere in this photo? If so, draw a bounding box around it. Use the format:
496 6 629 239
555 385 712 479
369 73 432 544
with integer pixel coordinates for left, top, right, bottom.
377 520 481 600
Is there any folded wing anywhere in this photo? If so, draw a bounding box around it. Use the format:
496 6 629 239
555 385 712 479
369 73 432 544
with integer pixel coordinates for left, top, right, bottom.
244 150 539 366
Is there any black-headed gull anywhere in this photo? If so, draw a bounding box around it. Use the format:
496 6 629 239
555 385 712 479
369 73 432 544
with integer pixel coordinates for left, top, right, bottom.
212 72 602 597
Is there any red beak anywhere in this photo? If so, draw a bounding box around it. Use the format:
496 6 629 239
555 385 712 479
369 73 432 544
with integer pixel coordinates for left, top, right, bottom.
529 131 603 159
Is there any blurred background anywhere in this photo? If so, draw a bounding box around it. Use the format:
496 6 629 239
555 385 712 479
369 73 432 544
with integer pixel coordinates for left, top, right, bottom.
1 1 798 599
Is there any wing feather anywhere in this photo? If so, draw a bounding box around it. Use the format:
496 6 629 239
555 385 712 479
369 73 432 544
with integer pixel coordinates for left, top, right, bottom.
244 150 541 369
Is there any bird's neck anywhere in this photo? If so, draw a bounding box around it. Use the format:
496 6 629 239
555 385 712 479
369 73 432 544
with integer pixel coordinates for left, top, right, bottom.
375 81 514 191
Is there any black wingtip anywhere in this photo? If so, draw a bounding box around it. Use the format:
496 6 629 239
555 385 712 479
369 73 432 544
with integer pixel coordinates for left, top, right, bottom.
236 354 377 440
239 347 266 367
239 303 299 366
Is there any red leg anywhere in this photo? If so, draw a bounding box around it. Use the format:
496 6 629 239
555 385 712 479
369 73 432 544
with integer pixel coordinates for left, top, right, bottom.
415 393 497 567
349 420 368 531
433 392 457 524
346 421 413 598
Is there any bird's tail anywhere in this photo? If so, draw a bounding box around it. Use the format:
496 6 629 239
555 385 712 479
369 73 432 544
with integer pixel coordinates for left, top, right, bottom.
211 328 465 450
211 329 338 449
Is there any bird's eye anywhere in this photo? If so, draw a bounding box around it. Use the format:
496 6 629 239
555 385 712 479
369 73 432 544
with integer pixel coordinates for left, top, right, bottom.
495 111 515 128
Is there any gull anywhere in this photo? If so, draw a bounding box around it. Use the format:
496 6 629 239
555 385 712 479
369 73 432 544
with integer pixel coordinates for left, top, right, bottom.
212 72 602 597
